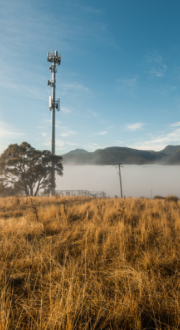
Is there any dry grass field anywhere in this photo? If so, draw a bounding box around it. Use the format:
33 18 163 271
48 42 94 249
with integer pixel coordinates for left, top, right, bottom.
0 195 180 329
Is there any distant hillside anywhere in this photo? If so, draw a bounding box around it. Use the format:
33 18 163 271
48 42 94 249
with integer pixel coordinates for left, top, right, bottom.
61 146 168 165
166 148 180 164
161 145 180 156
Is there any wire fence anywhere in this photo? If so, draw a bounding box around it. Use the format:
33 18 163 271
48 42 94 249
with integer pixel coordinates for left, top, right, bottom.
55 190 106 198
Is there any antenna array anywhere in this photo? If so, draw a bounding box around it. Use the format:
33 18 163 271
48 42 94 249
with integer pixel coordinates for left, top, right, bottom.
47 49 61 195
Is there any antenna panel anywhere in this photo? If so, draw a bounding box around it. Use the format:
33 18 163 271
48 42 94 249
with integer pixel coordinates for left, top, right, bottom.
57 98 60 111
49 96 52 109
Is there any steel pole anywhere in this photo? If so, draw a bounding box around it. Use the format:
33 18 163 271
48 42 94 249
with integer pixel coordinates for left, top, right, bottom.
48 50 61 197
51 61 56 195
51 62 56 155
118 164 123 198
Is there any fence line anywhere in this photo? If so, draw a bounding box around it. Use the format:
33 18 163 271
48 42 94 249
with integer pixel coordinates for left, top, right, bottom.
55 190 106 198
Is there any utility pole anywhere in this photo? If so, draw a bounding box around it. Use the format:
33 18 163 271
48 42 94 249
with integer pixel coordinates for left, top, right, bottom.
150 189 152 199
117 163 123 198
47 50 61 196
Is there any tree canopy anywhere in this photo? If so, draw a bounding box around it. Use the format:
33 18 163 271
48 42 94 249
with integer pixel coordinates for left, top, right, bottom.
0 142 63 196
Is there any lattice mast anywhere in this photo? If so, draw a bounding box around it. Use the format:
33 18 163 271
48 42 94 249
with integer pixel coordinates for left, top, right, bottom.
47 50 61 195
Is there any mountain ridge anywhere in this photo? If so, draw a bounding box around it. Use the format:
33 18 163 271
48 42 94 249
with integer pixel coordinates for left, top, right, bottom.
60 145 180 165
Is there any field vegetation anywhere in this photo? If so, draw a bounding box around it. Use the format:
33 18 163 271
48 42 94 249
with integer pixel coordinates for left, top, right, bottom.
0 195 180 329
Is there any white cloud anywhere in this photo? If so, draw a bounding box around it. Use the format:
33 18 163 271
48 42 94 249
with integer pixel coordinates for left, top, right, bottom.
56 140 65 147
92 111 98 117
58 126 68 129
154 85 178 95
83 144 104 151
120 76 137 87
42 142 50 147
0 120 26 138
131 144 166 151
76 5 103 14
0 120 26 155
170 86 177 91
42 141 64 151
43 119 51 124
169 122 180 127
126 123 145 131
61 107 71 114
60 83 90 93
149 69 165 77
67 142 78 146
116 76 138 96
86 109 99 117
130 127 180 151
59 130 77 137
146 53 167 78
87 109 99 117
98 131 107 135
61 133 69 137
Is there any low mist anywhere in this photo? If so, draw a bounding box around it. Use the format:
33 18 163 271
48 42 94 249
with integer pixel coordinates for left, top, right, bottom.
56 164 180 198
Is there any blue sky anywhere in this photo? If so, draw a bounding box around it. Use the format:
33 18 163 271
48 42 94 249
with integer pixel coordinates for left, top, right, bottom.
1 0 180 155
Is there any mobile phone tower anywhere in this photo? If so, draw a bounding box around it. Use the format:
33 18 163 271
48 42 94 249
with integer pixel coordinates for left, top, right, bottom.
47 50 61 195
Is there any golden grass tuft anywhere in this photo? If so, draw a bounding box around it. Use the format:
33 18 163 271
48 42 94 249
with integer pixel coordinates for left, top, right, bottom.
0 196 180 329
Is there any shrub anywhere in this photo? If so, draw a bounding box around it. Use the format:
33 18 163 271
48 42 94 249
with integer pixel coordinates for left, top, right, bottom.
154 195 165 199
165 195 179 203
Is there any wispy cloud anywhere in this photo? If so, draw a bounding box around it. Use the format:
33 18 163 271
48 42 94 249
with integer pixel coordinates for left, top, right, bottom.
126 123 145 131
61 107 72 114
87 110 99 117
43 119 51 124
56 140 65 147
60 130 77 137
117 141 124 144
120 76 137 87
153 84 178 95
67 142 78 146
60 83 90 93
0 61 49 102
146 52 167 78
83 143 104 151
0 120 26 138
60 133 69 137
0 120 26 154
98 131 107 135
76 5 103 14
42 138 65 151
149 69 165 77
116 75 138 96
130 127 180 151
169 122 180 127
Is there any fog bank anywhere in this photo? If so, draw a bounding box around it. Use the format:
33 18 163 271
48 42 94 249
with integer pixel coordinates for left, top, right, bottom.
56 165 180 198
